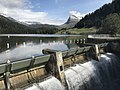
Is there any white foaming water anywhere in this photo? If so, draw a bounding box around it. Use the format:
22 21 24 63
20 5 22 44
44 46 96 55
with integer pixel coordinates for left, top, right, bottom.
65 53 120 90
25 77 64 90
25 53 120 90
65 61 103 90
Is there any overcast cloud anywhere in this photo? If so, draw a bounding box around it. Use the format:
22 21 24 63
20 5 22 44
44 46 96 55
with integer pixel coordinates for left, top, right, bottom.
0 0 65 25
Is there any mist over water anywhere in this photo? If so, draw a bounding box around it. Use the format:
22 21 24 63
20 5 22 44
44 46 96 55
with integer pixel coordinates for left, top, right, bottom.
26 53 120 90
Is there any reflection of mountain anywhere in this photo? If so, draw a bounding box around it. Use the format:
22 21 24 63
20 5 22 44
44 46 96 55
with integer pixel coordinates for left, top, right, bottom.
0 35 83 53
0 42 68 63
0 36 84 63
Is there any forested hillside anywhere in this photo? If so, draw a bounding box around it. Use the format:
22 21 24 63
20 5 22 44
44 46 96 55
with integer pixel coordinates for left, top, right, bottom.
75 0 120 28
0 15 59 34
0 15 30 34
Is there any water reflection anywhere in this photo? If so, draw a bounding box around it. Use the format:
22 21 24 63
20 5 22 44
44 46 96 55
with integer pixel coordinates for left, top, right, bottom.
0 34 86 63
0 42 68 63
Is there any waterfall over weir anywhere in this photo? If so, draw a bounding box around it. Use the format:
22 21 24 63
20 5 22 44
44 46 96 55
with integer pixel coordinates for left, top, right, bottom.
25 53 120 90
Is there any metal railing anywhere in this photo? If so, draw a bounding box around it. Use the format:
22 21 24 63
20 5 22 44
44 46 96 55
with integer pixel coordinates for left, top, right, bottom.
0 43 108 76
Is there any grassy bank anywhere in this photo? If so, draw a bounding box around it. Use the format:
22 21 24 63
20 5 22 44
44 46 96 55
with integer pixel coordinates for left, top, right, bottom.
56 27 97 35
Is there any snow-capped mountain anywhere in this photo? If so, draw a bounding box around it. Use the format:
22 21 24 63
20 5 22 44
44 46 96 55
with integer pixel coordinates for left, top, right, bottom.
65 11 83 24
0 13 18 22
60 11 85 29
0 11 85 30
0 13 8 17
0 13 42 26
23 21 41 25
69 11 82 20
65 15 79 24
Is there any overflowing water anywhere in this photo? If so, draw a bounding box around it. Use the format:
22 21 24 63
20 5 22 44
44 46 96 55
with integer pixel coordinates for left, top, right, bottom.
25 77 65 90
25 53 120 90
65 53 120 90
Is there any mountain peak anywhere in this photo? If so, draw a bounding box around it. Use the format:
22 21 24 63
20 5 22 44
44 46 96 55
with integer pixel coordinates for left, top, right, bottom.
70 14 81 20
69 11 84 20
0 13 8 17
65 11 84 24
60 11 85 29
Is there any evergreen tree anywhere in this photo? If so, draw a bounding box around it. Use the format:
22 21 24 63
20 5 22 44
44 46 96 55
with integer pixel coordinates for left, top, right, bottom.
100 13 120 35
75 0 120 29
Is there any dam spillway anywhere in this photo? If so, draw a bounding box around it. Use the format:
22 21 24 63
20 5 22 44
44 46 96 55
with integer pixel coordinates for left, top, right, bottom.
25 53 120 90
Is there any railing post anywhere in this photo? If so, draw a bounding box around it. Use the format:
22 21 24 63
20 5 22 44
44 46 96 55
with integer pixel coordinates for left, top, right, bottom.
43 49 65 84
4 60 11 90
7 43 10 49
83 38 86 44
94 44 100 61
55 51 65 84
28 56 35 69
86 44 100 61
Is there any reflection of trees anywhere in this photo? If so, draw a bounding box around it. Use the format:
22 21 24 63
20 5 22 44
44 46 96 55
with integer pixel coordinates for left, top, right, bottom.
0 36 87 53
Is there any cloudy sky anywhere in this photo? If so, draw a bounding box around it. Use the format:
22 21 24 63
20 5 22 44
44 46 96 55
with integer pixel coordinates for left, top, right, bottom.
0 0 112 25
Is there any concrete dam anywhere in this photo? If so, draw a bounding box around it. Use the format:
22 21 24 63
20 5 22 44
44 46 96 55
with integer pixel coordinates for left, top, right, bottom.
26 53 120 90
0 34 119 90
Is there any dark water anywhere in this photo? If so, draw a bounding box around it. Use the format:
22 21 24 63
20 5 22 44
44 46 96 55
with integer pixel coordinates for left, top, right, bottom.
26 53 120 90
0 34 86 63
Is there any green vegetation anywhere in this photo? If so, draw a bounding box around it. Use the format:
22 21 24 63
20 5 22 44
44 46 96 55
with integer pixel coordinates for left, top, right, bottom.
56 27 97 35
0 0 120 35
99 13 120 35
75 0 120 35
0 15 29 34
32 26 59 34
75 0 120 28
0 15 59 34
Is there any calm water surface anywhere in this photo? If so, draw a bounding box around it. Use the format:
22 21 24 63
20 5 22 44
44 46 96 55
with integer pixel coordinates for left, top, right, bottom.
0 34 86 63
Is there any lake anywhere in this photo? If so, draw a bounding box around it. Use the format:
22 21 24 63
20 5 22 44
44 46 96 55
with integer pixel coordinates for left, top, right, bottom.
0 34 87 63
